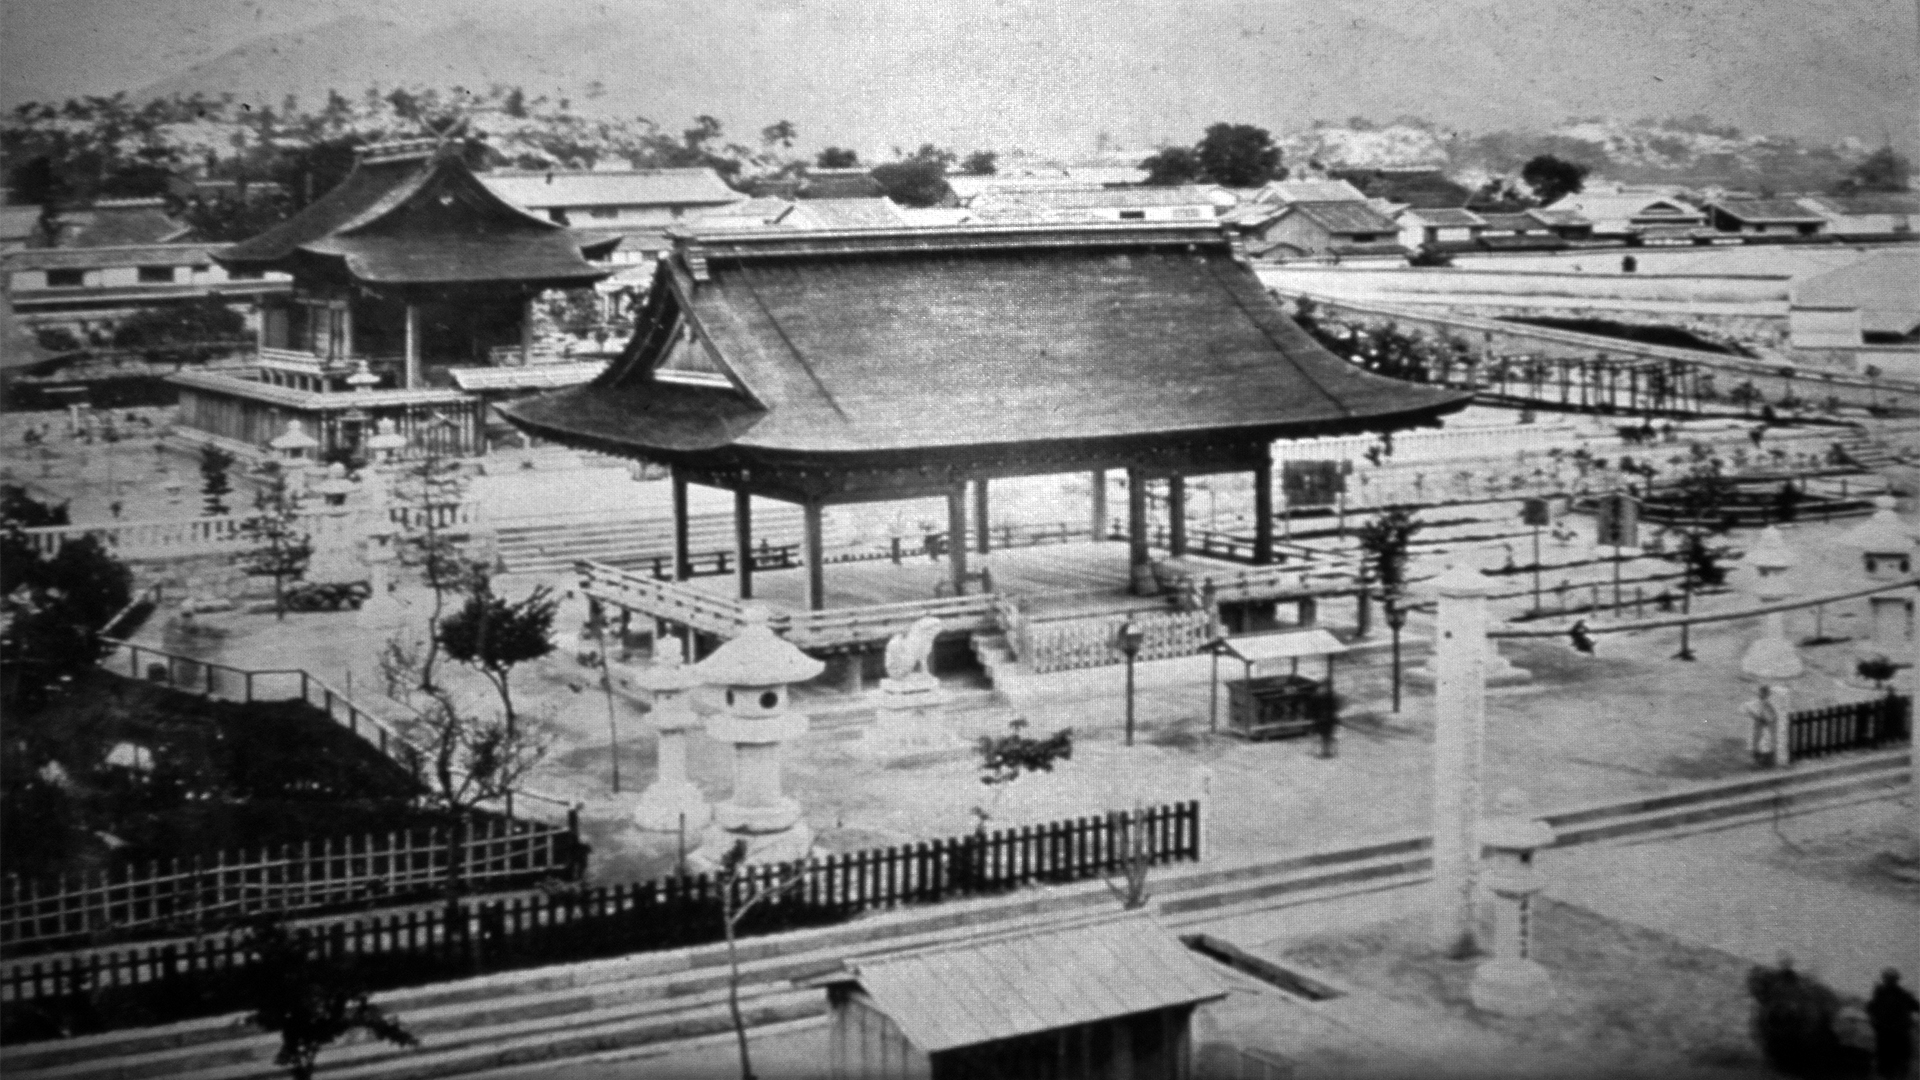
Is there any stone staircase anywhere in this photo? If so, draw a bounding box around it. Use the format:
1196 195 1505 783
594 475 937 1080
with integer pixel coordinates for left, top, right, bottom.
490 507 805 576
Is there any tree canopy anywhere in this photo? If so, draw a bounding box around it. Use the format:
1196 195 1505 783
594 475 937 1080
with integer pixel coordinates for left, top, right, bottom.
1838 146 1911 194
1520 154 1591 205
1141 123 1283 187
870 145 955 207
815 146 860 168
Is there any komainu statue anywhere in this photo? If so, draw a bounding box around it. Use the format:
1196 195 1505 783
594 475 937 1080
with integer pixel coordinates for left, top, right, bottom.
883 616 944 681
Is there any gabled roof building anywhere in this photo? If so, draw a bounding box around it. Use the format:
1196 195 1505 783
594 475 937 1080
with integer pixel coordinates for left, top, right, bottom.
1254 201 1406 260
504 222 1464 609
1705 198 1829 236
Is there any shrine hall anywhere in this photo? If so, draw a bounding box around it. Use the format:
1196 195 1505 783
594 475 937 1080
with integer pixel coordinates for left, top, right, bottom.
503 221 1469 636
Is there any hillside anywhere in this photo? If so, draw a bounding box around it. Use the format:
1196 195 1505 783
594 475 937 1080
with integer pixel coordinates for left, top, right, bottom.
104 0 1918 159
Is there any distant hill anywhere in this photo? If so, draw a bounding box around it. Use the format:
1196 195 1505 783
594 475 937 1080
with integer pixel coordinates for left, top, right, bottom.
121 0 1917 158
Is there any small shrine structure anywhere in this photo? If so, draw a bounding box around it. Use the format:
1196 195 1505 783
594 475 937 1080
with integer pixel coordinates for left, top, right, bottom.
170 137 611 461
509 222 1468 665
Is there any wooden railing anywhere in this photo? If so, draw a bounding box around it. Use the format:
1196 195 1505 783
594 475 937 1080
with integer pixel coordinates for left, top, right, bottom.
1787 695 1910 762
0 802 1203 1038
1 817 582 957
1008 606 1217 674
576 561 753 639
782 593 999 652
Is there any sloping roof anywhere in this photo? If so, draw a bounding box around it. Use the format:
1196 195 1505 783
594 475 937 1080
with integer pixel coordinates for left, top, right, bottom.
971 186 1218 211
1 291 65 372
1261 180 1369 204
4 243 224 271
1332 169 1472 209
1 205 42 244
502 223 1468 466
811 914 1227 1053
220 140 610 289
799 170 886 200
1400 207 1485 228
779 198 909 230
1709 199 1828 224
1544 192 1705 224
61 200 193 246
1800 192 1920 217
1526 208 1591 229
449 361 608 391
1477 212 1552 233
1283 201 1399 235
1795 249 1920 336
481 169 743 210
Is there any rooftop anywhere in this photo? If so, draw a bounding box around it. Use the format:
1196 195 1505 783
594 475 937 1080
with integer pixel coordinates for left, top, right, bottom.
806 913 1227 1052
3 242 226 271
1708 198 1829 224
481 168 744 210
1259 179 1370 205
1282 201 1400 235
502 223 1467 466
1794 249 1920 336
1400 207 1486 228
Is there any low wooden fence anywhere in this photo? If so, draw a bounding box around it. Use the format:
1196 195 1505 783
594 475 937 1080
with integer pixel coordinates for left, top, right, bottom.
1 818 582 958
1787 695 1910 762
0 802 1202 1040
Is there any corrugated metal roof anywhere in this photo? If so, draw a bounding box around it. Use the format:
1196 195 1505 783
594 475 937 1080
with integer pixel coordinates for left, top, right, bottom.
482 169 743 209
820 914 1227 1052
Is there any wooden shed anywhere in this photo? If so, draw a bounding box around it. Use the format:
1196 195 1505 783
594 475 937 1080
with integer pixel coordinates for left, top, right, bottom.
804 912 1228 1080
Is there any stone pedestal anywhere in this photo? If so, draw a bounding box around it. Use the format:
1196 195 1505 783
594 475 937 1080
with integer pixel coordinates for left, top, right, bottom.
860 673 960 757
630 661 711 833
357 527 404 627
1469 796 1557 1016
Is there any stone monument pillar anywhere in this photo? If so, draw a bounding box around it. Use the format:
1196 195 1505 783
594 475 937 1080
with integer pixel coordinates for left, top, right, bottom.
692 606 823 866
1469 792 1557 1015
630 657 712 833
1741 526 1803 769
1429 562 1491 953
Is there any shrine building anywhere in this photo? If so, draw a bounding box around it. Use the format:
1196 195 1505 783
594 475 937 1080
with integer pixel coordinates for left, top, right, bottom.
503 221 1468 664
169 138 612 460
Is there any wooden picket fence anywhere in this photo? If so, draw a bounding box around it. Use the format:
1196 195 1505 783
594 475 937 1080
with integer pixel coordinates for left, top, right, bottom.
0 817 583 958
1787 695 1910 762
0 802 1201 1041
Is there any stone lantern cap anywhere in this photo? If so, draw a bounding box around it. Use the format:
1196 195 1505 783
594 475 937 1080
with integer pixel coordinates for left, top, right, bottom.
1480 791 1555 854
314 462 358 497
366 418 408 454
696 606 824 688
270 419 319 452
1746 525 1797 574
1741 634 1806 681
346 360 380 391
1421 561 1492 599
1842 497 1913 555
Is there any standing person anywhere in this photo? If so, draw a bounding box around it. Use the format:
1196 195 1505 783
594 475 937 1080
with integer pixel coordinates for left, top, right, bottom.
1744 685 1780 768
1868 969 1918 1079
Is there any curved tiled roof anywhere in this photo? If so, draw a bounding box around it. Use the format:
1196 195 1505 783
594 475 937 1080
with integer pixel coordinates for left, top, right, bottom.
220 144 608 289
503 223 1468 467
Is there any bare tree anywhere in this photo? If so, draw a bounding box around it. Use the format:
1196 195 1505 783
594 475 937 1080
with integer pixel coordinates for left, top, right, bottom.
715 841 812 1080
1102 802 1154 910
387 431 472 692
239 460 313 621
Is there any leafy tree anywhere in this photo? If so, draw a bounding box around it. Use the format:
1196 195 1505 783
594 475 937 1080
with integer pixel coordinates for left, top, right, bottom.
1139 146 1203 186
960 149 998 176
244 918 416 1080
177 187 298 243
1520 154 1591 205
238 461 313 621
1355 508 1422 596
110 296 248 362
1 488 130 713
1838 146 1911 194
759 120 797 149
870 156 952 207
436 574 558 736
1195 122 1284 187
814 146 859 168
199 444 235 516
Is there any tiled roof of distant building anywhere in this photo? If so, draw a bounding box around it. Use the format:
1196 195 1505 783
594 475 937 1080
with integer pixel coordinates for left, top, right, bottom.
482 168 743 210
1400 207 1485 228
1708 198 1829 224
1260 179 1369 204
798 170 886 200
779 198 909 229
1283 201 1398 234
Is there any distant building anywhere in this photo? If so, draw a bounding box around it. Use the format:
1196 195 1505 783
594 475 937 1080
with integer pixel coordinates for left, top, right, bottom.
781 198 912 229
1252 178 1371 205
1395 206 1486 249
3 242 288 326
1791 248 1920 347
967 185 1221 223
802 913 1228 1080
1524 207 1595 240
1541 190 1708 239
1258 200 1406 260
1704 198 1829 236
1793 192 1919 237
482 167 745 227
1 204 44 252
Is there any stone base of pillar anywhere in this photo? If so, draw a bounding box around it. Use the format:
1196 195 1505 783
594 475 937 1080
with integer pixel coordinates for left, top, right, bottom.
632 780 712 833
861 675 961 758
689 820 815 870
712 794 802 834
1469 957 1555 1016
1131 562 1159 595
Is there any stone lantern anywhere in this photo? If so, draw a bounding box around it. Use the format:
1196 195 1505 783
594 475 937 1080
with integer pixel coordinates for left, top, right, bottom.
366 418 408 466
630 656 712 834
692 606 824 866
1469 791 1557 1016
1843 496 1913 578
345 359 381 393
269 418 319 463
1741 526 1803 767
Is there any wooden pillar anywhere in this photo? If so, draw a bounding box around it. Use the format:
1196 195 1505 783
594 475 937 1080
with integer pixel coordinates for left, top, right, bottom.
1253 451 1275 566
1167 475 1187 557
670 468 691 581
973 478 991 554
403 302 421 390
946 480 969 595
521 294 536 365
1090 469 1108 541
733 488 753 600
1127 467 1152 595
804 499 826 611
339 299 354 362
